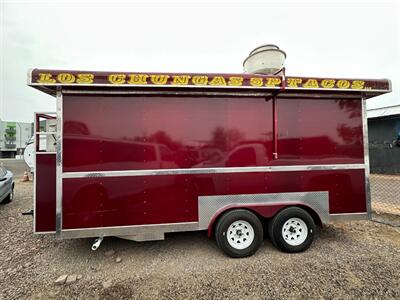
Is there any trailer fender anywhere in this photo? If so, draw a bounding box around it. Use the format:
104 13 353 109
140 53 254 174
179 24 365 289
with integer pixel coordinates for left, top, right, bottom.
207 203 323 238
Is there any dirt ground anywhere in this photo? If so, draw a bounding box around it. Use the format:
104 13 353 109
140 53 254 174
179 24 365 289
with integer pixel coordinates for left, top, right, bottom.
0 160 400 299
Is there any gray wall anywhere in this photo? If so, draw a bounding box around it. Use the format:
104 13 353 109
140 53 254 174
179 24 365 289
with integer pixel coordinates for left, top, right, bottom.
368 115 400 174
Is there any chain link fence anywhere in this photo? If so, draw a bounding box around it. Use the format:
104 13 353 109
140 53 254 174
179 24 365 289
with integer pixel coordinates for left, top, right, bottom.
370 173 400 226
367 114 400 226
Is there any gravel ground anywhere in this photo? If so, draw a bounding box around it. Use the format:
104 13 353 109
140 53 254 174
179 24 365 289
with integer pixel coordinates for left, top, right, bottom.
0 160 400 299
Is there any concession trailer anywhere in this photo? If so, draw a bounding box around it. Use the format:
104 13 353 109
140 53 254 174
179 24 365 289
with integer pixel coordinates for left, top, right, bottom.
27 49 391 257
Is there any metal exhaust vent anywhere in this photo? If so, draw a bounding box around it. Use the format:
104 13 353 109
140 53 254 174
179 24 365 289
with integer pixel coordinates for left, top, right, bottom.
243 44 286 75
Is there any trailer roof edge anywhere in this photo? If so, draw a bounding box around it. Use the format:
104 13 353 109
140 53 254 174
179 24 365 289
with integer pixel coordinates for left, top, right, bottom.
27 69 391 99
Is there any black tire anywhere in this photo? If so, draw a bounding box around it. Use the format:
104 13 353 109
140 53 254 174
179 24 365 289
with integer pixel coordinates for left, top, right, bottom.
215 209 263 258
268 207 315 253
2 185 14 204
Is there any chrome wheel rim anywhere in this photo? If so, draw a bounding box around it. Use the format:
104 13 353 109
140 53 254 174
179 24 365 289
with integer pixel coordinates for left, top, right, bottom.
227 220 254 250
282 217 308 246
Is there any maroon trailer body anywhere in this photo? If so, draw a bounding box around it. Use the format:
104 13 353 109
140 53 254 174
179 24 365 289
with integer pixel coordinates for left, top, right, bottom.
28 69 391 257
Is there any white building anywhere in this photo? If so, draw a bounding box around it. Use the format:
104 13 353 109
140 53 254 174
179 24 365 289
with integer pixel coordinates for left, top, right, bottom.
0 118 33 158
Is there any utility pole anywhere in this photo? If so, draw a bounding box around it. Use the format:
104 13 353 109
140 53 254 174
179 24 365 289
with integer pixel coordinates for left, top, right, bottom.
17 122 22 158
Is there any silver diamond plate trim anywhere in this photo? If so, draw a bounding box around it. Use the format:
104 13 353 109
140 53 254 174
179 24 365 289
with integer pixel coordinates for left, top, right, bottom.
85 173 105 178
198 191 329 229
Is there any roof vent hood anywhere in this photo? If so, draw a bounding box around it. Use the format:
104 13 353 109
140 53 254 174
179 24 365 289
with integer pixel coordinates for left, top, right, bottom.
243 44 286 75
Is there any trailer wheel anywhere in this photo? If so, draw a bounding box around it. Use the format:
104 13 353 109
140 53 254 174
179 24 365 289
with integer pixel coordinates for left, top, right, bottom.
268 207 315 253
215 209 263 258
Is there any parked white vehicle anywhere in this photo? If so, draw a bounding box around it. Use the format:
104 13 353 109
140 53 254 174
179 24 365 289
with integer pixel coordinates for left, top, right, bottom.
0 166 14 204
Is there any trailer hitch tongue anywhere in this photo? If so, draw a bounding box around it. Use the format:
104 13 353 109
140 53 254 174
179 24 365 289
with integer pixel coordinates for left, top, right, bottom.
91 236 104 251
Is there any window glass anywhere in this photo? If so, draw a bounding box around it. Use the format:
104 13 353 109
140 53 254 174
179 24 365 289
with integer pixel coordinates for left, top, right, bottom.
62 95 272 171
